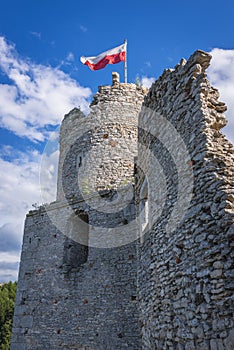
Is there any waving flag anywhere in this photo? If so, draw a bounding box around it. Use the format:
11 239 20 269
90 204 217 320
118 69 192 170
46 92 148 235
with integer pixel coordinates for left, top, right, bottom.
80 42 126 71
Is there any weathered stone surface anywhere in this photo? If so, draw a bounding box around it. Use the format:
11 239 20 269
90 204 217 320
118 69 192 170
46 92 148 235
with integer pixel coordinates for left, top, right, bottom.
11 50 234 349
137 50 234 349
11 81 146 349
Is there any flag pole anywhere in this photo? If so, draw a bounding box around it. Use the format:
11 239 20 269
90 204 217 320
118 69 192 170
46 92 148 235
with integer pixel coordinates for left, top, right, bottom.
124 39 127 83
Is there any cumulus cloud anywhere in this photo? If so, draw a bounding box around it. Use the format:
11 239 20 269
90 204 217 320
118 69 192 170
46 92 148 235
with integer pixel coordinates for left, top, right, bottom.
0 146 58 281
0 224 22 253
66 52 75 62
141 76 155 88
207 48 234 145
0 252 20 282
0 36 91 141
0 148 41 224
0 144 59 218
40 150 59 203
0 36 92 282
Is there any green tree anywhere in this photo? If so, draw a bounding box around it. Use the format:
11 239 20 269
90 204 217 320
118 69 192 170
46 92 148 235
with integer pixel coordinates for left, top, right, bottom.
0 282 17 350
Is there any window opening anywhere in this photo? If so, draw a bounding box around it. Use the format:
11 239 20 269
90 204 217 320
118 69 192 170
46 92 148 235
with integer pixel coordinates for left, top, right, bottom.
139 177 149 243
63 212 89 271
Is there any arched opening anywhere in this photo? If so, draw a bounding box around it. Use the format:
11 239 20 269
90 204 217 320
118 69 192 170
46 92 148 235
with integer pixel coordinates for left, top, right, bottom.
63 212 89 271
139 177 149 243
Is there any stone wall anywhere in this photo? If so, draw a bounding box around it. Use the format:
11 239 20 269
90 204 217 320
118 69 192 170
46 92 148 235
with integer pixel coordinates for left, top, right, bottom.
11 51 234 350
11 74 146 350
137 50 234 349
11 206 140 350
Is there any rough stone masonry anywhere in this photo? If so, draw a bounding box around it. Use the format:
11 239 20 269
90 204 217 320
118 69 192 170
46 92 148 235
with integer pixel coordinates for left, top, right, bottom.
137 50 234 349
11 51 234 349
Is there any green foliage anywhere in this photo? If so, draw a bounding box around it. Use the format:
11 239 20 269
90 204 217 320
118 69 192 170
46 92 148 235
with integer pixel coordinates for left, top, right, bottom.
0 282 17 350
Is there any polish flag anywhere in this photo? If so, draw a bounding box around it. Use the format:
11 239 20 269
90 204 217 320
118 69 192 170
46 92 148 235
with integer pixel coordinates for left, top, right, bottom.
80 42 126 71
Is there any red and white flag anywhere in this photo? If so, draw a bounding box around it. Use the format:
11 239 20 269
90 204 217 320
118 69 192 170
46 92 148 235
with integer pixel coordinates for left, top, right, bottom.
80 42 126 71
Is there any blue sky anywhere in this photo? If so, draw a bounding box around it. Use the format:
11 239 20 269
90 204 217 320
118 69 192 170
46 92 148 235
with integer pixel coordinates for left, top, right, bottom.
0 0 234 281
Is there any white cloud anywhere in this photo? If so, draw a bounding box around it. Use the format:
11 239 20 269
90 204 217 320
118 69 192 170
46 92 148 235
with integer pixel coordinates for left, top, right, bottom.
145 61 152 68
0 143 60 282
66 52 75 62
0 36 91 282
0 149 41 220
0 223 22 252
207 48 234 146
40 148 59 204
0 36 91 141
0 252 20 282
141 76 155 88
0 150 41 281
30 31 42 40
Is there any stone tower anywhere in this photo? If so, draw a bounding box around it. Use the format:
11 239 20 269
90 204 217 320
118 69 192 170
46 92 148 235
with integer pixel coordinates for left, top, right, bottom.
11 73 146 350
11 50 234 350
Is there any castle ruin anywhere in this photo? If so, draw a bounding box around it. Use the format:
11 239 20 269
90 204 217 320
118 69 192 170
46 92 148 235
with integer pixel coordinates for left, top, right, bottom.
11 50 234 349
